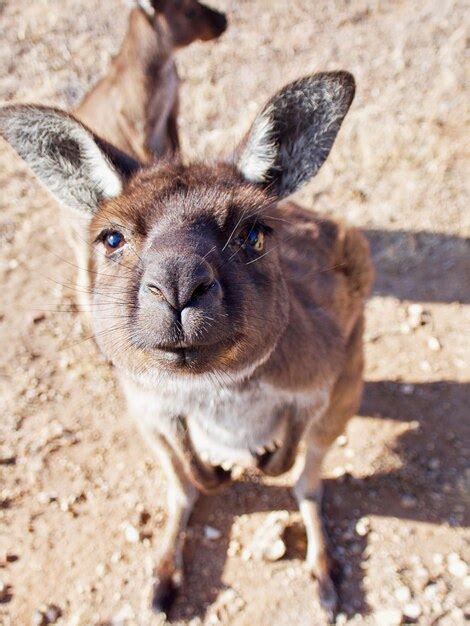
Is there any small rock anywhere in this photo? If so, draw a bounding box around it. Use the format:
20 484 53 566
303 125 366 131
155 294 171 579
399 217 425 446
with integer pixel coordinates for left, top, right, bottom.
336 435 348 446
123 522 140 543
32 610 47 626
110 603 134 626
403 602 421 620
204 525 222 540
331 466 347 479
227 540 240 557
427 336 441 351
374 608 403 626
355 517 370 537
401 494 417 509
263 538 286 561
407 304 425 329
400 383 415 395
0 580 12 602
31 606 62 626
95 562 107 577
428 457 440 470
43 605 62 624
37 492 57 505
423 583 438 599
0 451 16 465
394 585 411 603
241 548 252 561
447 553 468 578
212 588 245 622
111 551 123 563
247 511 289 562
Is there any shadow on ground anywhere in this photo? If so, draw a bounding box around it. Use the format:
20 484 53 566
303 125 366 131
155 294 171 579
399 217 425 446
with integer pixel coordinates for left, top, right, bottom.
365 229 470 304
166 379 469 621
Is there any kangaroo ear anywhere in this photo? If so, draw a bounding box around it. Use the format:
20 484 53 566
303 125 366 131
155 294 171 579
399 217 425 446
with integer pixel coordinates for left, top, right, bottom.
0 105 141 215
235 72 355 199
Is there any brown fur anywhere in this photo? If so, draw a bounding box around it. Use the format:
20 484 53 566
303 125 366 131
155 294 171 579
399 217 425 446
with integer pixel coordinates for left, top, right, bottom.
0 71 373 620
75 2 226 162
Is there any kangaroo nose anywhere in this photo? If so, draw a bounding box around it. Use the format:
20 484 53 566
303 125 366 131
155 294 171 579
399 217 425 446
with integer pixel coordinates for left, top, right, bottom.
145 257 216 312
211 11 228 34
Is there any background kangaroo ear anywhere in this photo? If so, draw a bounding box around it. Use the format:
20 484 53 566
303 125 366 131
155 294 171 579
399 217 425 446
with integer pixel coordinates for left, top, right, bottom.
0 105 141 215
235 71 355 199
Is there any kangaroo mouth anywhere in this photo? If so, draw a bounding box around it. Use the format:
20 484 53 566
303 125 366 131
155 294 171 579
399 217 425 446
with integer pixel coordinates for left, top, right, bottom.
148 340 225 372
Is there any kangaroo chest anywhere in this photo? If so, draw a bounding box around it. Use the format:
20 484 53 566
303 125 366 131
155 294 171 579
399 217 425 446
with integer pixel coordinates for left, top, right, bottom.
122 375 329 469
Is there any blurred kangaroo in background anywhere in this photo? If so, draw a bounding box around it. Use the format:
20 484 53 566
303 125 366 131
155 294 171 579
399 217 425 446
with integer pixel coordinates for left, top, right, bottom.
1 72 373 621
70 0 227 310
75 0 227 162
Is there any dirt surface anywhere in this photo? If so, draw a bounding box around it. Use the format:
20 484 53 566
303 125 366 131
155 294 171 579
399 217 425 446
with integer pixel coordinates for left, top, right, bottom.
0 1 469 625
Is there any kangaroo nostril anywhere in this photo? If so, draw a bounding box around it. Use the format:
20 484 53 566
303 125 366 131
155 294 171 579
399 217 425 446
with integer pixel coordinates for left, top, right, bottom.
214 13 227 30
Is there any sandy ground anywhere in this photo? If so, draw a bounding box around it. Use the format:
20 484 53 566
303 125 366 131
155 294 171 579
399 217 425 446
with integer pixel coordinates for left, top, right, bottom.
0 0 469 624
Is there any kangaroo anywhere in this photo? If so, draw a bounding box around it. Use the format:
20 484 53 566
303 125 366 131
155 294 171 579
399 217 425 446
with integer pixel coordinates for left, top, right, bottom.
0 71 374 620
75 0 227 162
68 0 226 314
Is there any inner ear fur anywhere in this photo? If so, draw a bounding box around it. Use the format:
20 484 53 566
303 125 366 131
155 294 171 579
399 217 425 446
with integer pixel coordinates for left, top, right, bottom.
236 71 356 199
0 104 141 215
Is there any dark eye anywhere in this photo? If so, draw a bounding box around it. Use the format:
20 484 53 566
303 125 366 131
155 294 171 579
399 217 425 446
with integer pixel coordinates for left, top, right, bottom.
236 225 265 253
103 230 125 253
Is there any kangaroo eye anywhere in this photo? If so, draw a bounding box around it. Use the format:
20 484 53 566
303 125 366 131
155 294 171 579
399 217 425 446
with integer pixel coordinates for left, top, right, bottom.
103 230 125 253
237 226 265 253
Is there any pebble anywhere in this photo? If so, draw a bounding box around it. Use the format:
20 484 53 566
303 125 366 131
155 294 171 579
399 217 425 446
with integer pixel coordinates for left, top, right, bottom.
407 304 425 328
336 434 348 446
204 525 222 540
110 603 134 626
37 492 57 504
400 383 415 395
447 553 467 578
31 605 62 625
263 538 286 561
123 523 140 543
247 511 289 562
227 540 240 557
428 336 441 351
423 583 438 599
355 517 371 536
95 562 107 577
241 548 252 561
394 585 411 603
374 608 403 626
401 494 417 509
0 580 11 602
211 588 245 622
403 602 421 620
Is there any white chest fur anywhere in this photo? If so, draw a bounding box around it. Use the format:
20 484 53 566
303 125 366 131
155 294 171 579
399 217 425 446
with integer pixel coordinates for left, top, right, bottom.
121 373 330 469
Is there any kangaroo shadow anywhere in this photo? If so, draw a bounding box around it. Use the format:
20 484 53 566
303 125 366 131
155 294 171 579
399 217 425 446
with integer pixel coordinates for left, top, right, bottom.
364 229 470 304
167 378 468 622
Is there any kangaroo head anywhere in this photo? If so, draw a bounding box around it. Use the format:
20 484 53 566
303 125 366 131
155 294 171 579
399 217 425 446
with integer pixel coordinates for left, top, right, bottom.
0 72 355 385
143 0 227 46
